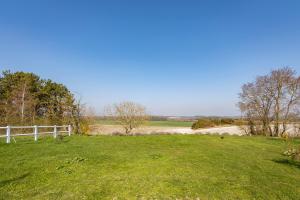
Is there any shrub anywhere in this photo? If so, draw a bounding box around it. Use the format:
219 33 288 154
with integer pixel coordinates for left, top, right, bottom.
220 118 235 124
234 119 248 126
283 148 300 161
191 119 216 129
191 118 237 130
80 120 90 134
283 135 300 162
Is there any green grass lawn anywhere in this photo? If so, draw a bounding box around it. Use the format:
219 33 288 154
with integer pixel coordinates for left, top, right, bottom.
1 135 300 199
95 120 194 127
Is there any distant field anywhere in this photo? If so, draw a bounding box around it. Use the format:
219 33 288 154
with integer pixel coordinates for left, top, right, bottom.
1 135 300 199
94 120 194 127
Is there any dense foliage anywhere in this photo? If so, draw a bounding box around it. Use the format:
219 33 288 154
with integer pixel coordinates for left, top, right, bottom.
0 70 83 133
191 118 235 129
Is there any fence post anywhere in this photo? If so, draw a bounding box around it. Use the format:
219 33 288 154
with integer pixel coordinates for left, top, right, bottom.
54 125 57 138
34 125 38 141
68 125 72 136
6 126 11 144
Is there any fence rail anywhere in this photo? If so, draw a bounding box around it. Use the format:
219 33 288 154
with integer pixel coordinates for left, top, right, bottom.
0 125 72 143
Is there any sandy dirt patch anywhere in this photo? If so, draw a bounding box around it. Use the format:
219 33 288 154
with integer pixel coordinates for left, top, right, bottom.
89 125 244 135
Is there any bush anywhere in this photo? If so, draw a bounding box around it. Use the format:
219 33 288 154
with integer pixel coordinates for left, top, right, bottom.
79 120 90 134
220 118 235 124
283 148 300 161
283 135 300 162
191 118 236 130
234 119 248 126
191 119 216 129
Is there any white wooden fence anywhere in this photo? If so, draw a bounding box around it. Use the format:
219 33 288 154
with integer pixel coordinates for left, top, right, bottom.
0 125 72 143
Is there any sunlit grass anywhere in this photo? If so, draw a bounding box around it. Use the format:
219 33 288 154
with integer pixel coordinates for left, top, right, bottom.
0 135 300 199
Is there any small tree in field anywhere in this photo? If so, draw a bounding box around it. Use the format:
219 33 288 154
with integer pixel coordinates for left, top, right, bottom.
107 101 149 134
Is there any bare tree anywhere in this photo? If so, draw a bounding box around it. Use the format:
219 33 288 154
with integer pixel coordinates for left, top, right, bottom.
238 67 300 137
107 101 149 134
238 75 275 135
270 67 296 136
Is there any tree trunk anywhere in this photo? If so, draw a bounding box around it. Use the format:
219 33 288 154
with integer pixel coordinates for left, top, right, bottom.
274 94 280 137
21 83 27 124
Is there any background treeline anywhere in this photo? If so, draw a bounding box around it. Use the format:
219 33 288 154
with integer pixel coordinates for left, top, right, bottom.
97 116 194 122
0 70 84 133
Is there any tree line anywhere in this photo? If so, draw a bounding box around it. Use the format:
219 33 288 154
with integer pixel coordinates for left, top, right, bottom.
238 67 300 137
0 70 85 133
3 67 300 137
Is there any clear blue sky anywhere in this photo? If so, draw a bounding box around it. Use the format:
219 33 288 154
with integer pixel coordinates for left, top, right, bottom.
1 0 300 116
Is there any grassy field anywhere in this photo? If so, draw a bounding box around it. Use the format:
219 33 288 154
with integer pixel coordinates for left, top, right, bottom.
1 135 300 199
94 120 194 127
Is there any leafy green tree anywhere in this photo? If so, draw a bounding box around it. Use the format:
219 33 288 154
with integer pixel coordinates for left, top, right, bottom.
0 70 84 133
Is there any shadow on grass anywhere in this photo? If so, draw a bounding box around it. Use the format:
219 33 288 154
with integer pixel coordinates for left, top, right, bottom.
0 173 30 187
266 137 283 141
272 158 300 169
54 138 71 144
